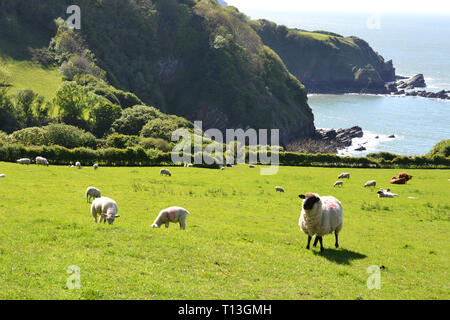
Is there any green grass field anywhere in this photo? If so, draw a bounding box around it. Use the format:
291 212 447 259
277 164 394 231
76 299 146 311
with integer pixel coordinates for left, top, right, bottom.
0 57 62 100
0 162 448 300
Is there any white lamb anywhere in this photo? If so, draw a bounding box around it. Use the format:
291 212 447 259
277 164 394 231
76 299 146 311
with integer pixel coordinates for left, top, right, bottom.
377 188 398 198
35 156 49 166
275 186 285 193
160 168 172 176
364 180 377 188
93 164 99 170
90 197 120 225
17 158 31 165
298 193 343 252
75 161 82 169
338 172 350 179
151 206 190 230
86 187 102 203
333 181 344 187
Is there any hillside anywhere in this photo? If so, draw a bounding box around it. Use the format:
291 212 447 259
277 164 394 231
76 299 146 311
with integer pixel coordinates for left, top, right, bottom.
251 20 396 94
0 0 315 143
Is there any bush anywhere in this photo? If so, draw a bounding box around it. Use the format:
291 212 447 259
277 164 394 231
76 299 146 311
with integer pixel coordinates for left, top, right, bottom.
90 102 122 138
427 139 450 158
139 137 172 152
7 127 47 146
44 123 97 149
112 105 165 136
140 118 181 141
105 133 139 149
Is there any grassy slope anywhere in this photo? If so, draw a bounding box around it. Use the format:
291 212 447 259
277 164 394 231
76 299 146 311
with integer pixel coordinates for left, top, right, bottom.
0 162 448 300
0 57 62 100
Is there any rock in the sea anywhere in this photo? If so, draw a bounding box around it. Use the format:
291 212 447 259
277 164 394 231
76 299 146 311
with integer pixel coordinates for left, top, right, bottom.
405 74 426 88
388 134 396 138
385 83 398 93
374 136 379 139
355 146 366 151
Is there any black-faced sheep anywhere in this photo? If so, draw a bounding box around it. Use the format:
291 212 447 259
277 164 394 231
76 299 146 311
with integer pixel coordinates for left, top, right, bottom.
298 193 343 252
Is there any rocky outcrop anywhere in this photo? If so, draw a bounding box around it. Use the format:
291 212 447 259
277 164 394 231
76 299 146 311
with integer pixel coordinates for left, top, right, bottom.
315 126 364 152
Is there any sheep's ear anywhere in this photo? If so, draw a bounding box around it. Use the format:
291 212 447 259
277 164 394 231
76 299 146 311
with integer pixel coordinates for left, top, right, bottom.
299 194 306 199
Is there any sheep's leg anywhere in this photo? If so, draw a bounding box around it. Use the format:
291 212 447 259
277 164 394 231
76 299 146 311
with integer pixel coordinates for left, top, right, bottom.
306 235 312 249
335 232 339 248
313 236 319 248
165 222 170 228
318 237 324 252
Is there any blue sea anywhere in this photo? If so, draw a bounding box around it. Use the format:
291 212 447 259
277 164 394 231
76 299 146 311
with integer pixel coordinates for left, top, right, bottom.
244 10 450 156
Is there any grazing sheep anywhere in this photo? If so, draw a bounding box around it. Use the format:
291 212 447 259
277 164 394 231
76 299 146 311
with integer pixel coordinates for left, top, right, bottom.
275 186 285 193
364 180 377 188
151 206 190 230
333 181 344 188
160 168 172 176
377 188 398 198
338 172 350 179
298 193 343 252
75 161 81 169
35 156 49 166
16 158 31 165
398 172 413 181
86 187 102 203
390 177 407 184
0 174 5 178
93 164 99 170
90 197 120 225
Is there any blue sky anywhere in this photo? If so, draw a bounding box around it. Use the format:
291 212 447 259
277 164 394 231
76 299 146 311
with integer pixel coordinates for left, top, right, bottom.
225 0 450 14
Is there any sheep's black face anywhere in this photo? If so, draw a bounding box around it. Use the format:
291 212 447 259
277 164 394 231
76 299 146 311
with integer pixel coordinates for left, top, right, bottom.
299 194 320 210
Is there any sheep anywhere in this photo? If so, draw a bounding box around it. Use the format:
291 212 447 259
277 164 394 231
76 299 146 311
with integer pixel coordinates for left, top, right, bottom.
0 174 5 178
398 172 413 181
16 158 31 165
220 167 225 170
93 164 99 170
298 193 343 252
338 172 350 179
151 206 190 230
377 188 398 198
275 186 285 193
75 161 82 169
86 186 102 203
160 168 172 176
249 164 255 168
35 156 49 166
90 197 120 225
364 180 377 188
333 181 344 188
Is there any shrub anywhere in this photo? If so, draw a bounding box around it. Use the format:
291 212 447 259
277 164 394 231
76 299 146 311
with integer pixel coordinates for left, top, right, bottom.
139 137 171 152
112 105 165 136
44 123 97 149
90 102 122 138
7 127 47 146
140 118 180 141
427 139 450 158
105 133 139 149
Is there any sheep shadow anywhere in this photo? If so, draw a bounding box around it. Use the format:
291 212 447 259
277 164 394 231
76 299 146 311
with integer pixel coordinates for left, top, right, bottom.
312 248 367 265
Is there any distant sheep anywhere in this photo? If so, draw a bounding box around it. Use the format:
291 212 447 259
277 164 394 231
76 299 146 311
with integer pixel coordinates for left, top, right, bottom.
160 168 172 176
298 193 343 252
249 164 255 168
86 187 102 203
364 180 377 188
220 167 225 170
16 158 31 165
275 186 285 193
35 156 49 166
75 161 81 169
398 172 413 181
93 164 99 170
338 172 350 179
151 206 190 230
333 181 344 188
377 188 398 198
0 174 5 178
90 197 120 224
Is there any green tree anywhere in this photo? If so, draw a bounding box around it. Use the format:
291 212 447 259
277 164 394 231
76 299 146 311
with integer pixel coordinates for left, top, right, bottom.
90 102 122 138
112 105 164 136
0 88 19 133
